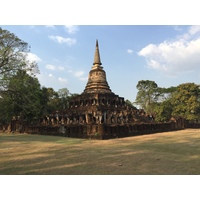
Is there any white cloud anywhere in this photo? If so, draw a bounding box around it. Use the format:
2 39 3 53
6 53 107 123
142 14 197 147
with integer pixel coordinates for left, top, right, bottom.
172 25 183 32
79 77 88 81
26 52 41 62
58 77 68 83
66 68 85 80
48 35 76 46
37 72 68 89
45 25 56 29
45 64 65 71
58 66 65 71
45 63 86 82
127 49 133 54
73 70 84 78
138 25 200 76
46 64 56 70
48 73 54 78
188 25 200 35
64 25 79 34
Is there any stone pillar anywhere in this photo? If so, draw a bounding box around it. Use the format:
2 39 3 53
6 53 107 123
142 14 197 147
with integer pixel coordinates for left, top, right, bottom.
103 111 107 123
98 124 104 139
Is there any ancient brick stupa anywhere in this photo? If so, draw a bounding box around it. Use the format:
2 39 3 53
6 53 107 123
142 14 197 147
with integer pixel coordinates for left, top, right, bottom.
44 40 134 138
37 40 154 139
30 40 181 139
66 40 128 125
83 40 113 94
49 40 153 138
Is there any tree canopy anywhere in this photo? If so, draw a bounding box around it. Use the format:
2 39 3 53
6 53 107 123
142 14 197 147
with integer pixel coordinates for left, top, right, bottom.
0 27 38 80
135 80 159 113
0 28 75 124
171 83 200 121
0 70 44 123
135 80 200 122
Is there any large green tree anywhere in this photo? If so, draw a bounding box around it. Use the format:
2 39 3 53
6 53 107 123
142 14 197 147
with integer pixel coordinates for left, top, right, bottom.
57 88 70 109
41 87 76 114
0 70 44 123
0 28 41 124
135 80 178 122
171 83 200 121
153 86 177 122
0 27 38 79
135 80 159 113
153 100 173 122
0 27 39 100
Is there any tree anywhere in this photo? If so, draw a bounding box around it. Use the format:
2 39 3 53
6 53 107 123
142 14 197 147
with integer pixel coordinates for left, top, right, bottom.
57 88 70 109
0 70 44 123
0 27 38 89
135 80 159 112
171 83 200 121
42 87 60 114
41 87 74 114
153 87 177 122
154 100 173 122
125 99 137 109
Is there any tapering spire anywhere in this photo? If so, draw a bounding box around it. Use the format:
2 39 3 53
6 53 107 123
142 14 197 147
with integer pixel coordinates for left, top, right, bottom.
93 39 102 65
83 40 112 94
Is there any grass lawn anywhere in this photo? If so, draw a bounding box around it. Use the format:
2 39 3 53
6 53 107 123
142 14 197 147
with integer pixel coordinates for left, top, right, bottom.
0 129 200 175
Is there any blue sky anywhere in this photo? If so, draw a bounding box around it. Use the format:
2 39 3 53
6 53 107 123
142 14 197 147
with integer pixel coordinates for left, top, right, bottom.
1 25 200 102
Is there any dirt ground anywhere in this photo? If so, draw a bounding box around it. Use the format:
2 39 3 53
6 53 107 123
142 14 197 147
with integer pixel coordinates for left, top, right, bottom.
0 129 200 175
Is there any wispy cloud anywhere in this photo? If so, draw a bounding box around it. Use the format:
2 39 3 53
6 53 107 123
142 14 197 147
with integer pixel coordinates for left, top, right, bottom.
64 25 79 34
58 77 68 83
48 35 76 46
29 26 41 33
172 25 183 32
45 64 65 71
26 52 41 62
127 49 133 54
188 25 200 35
37 72 68 89
67 68 86 81
48 73 54 78
79 77 88 81
138 25 200 76
45 25 56 29
73 70 84 78
68 69 85 80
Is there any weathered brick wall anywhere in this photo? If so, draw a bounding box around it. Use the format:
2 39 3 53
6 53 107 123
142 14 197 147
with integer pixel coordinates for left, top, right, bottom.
1 117 190 139
24 121 182 140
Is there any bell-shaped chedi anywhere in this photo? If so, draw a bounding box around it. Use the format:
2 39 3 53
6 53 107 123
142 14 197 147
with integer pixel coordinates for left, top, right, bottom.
83 40 113 94
36 39 158 140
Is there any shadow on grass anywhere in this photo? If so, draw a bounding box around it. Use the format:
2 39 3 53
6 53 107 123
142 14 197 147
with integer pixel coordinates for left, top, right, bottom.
1 130 200 175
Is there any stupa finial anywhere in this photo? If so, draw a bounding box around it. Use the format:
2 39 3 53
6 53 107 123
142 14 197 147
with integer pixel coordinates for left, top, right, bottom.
93 39 102 65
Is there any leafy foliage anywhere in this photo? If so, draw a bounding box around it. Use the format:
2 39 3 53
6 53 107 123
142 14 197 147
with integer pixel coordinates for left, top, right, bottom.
0 70 44 123
153 100 173 122
171 83 200 121
0 27 38 79
125 99 137 109
135 80 159 112
135 80 200 122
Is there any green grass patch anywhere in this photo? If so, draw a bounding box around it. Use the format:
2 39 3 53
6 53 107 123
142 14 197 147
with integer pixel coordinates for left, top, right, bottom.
0 129 200 175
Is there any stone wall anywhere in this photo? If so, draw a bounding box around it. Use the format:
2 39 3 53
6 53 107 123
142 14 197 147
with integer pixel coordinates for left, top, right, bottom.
24 121 182 140
0 117 188 140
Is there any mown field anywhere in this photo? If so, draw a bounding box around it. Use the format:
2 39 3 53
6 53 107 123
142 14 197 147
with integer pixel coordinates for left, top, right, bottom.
0 129 200 175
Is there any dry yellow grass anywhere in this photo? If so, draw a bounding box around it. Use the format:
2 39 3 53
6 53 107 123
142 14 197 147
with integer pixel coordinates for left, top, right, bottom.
0 129 200 175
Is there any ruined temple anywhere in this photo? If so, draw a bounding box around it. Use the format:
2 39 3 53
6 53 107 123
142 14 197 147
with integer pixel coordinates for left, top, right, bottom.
27 40 182 139
3 40 186 137
53 40 148 127
66 40 130 125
